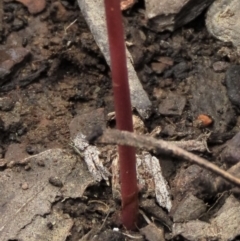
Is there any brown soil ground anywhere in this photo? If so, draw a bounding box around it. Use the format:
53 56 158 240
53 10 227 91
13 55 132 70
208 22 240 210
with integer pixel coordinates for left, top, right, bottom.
1 0 240 241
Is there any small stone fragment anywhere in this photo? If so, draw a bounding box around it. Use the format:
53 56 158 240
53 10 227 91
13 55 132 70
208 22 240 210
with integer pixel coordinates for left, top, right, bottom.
172 164 216 213
213 195 240 217
49 176 63 187
46 222 54 230
221 132 240 166
0 97 15 111
172 62 189 79
212 61 229 73
156 56 174 66
161 124 175 137
69 108 105 139
50 1 69 22
151 62 168 74
24 164 31 171
140 199 173 229
173 197 240 240
12 18 25 31
172 193 207 222
206 0 240 50
21 182 29 190
16 0 46 14
140 223 165 241
0 68 10 80
158 93 186 116
173 220 213 240
146 0 214 31
212 203 240 240
225 65 240 109
0 159 7 167
37 159 45 167
5 144 28 164
0 47 30 84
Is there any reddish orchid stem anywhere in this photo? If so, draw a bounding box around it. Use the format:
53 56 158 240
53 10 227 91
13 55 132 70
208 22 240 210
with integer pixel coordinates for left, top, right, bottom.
104 0 138 230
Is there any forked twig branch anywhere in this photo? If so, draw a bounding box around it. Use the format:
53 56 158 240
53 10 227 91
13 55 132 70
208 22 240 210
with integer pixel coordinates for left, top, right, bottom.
97 129 240 187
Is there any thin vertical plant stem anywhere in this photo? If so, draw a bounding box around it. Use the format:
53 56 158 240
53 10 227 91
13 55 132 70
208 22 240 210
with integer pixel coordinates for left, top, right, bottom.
104 0 138 230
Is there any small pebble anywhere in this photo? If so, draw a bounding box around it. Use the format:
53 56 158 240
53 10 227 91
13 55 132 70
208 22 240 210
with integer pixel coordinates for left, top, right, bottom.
151 62 168 74
225 65 240 109
37 160 45 167
47 222 54 230
0 159 7 167
7 161 15 168
24 164 31 171
26 145 36 155
172 62 189 79
49 176 63 187
21 182 29 190
156 56 174 66
12 18 25 31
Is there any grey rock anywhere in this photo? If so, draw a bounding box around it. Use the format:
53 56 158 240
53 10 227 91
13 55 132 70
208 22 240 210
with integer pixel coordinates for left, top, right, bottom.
225 65 240 109
0 46 30 85
215 162 240 193
0 67 10 80
12 18 25 31
171 164 216 215
17 211 73 241
0 101 22 131
172 62 189 79
161 124 176 137
5 143 28 163
206 0 240 50
140 224 164 241
69 108 105 139
221 132 240 165
173 195 240 241
0 149 93 241
48 176 63 187
172 193 207 222
141 198 173 229
189 66 235 133
173 220 212 241
213 195 240 218
158 92 186 116
146 0 214 32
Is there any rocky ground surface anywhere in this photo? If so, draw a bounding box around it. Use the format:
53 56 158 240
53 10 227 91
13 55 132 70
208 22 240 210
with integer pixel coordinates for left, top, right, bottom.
1 0 240 241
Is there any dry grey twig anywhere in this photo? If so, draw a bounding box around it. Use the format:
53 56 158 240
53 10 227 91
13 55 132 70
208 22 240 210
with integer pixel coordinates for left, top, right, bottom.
97 129 240 187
